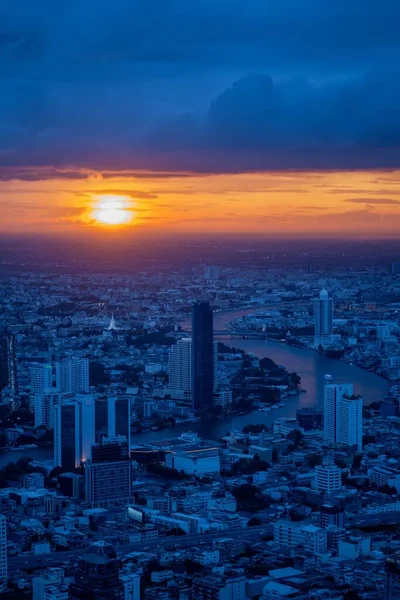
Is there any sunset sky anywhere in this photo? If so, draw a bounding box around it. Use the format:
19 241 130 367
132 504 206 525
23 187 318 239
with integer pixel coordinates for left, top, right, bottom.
1 1 400 237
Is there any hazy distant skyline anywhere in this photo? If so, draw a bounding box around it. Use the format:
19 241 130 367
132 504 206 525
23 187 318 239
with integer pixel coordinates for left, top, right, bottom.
2 1 400 236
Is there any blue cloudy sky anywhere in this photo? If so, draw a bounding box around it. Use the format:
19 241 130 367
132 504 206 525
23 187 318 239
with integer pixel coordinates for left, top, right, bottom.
1 0 400 175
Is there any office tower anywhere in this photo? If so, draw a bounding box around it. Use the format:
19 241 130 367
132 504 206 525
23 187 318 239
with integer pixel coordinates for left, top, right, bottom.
313 289 333 348
314 464 342 494
324 382 363 451
192 301 214 411
94 397 130 451
85 437 132 507
308 261 314 274
0 514 6 592
54 395 95 469
169 338 218 398
323 382 353 445
204 265 222 280
68 541 124 600
0 326 17 396
56 358 89 394
391 262 400 276
338 393 363 451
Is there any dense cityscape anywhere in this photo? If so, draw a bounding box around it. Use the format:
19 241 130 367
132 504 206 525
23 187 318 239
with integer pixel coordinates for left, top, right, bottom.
0 240 400 599
2 0 400 598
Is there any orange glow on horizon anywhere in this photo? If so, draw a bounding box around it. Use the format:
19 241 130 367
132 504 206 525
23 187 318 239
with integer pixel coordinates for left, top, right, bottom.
2 169 400 237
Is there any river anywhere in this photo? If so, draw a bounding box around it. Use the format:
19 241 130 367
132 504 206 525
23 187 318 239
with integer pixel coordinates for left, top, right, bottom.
0 309 389 467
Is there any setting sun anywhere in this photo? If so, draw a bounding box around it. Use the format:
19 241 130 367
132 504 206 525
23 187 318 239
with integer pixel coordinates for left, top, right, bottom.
92 195 133 225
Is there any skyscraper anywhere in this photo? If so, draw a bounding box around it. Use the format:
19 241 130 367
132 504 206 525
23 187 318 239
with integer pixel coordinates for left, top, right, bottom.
0 326 17 397
34 391 60 429
313 289 333 348
169 338 192 393
85 436 132 507
56 358 89 394
0 514 6 593
338 393 363 451
94 397 130 452
169 338 218 402
324 383 353 445
323 382 363 451
191 302 215 411
54 395 95 469
30 363 53 394
68 541 124 600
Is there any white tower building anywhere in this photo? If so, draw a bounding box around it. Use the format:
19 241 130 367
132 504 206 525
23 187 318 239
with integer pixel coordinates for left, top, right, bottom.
29 363 53 394
324 382 353 445
338 394 363 451
323 381 363 451
55 358 89 394
313 289 333 348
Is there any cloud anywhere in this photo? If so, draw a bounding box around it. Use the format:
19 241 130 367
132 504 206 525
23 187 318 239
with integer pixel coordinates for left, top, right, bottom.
344 197 400 205
1 1 400 174
0 167 92 181
86 189 158 199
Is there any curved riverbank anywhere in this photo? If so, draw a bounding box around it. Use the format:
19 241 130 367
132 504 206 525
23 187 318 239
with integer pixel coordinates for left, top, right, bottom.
0 308 388 467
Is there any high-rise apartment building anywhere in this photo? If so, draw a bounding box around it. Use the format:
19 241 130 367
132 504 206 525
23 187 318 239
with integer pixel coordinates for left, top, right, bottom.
29 363 53 394
1 326 17 397
169 338 192 393
0 514 7 592
169 338 218 402
192 302 215 411
323 382 353 445
313 289 333 348
34 391 60 429
68 541 124 600
323 382 363 451
54 394 95 469
55 358 89 394
338 393 363 451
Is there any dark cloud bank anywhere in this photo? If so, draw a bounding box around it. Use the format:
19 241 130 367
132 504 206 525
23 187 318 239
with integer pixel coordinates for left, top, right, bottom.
1 0 400 177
